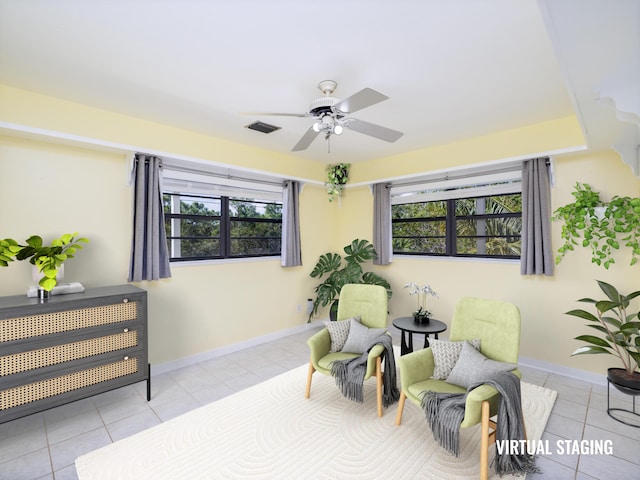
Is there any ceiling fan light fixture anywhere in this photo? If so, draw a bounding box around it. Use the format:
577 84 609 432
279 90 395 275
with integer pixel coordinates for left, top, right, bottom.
257 80 403 152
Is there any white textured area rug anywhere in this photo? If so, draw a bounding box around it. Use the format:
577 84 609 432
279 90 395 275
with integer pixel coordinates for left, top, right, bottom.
76 363 557 480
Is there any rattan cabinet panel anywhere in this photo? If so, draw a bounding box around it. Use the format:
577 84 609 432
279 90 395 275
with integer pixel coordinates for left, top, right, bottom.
0 285 149 423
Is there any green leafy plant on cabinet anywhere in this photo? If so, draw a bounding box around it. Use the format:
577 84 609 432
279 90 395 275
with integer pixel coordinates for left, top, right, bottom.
0 233 89 291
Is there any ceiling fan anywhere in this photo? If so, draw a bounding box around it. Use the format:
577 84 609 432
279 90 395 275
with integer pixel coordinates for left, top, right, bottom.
256 80 403 152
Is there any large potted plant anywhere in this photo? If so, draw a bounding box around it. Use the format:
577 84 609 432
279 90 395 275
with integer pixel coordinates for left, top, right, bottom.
552 182 640 269
0 233 89 297
308 238 391 321
566 280 640 393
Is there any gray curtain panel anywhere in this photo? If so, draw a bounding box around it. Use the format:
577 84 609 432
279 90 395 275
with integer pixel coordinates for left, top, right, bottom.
372 182 393 265
520 157 554 276
128 154 172 282
281 180 302 267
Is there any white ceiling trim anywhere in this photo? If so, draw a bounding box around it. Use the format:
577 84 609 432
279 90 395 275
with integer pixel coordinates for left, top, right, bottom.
349 145 586 189
0 121 323 187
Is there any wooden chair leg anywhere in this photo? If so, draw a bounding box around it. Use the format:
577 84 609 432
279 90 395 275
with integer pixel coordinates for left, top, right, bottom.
480 400 491 480
305 361 315 399
395 391 406 425
375 356 383 417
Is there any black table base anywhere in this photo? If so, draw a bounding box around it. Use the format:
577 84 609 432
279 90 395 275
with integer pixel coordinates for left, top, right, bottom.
392 317 447 355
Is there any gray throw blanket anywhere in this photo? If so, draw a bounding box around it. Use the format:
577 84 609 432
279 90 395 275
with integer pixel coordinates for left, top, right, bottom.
421 371 539 477
330 334 400 408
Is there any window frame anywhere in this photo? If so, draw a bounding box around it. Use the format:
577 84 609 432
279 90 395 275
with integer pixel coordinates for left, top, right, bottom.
163 191 283 262
391 184 522 260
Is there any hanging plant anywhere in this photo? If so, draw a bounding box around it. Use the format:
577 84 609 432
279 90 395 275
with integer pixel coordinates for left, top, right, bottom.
552 182 640 268
325 163 351 203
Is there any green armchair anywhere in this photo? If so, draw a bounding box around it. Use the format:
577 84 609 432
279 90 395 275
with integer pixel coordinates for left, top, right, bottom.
395 296 523 480
305 284 388 417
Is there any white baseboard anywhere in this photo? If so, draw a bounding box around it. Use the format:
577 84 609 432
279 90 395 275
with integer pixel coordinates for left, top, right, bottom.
151 321 322 376
519 355 607 387
152 321 608 388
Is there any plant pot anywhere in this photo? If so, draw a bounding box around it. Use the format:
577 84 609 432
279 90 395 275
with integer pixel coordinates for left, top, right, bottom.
607 368 640 395
33 263 64 283
329 300 339 322
413 314 430 325
37 288 50 302
592 205 607 221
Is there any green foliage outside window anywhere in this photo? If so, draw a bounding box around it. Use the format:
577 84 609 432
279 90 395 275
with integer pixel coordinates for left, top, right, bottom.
163 193 282 260
392 193 522 257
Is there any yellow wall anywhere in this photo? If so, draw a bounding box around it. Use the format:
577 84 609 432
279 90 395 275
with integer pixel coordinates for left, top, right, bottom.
349 116 585 184
340 151 640 376
2 84 639 377
0 134 332 364
0 84 326 181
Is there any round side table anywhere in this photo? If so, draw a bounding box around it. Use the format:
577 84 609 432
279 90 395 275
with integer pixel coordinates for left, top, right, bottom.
392 316 447 355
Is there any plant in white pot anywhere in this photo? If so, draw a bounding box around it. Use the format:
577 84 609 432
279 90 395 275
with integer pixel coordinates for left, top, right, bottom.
325 163 351 203
0 232 89 296
552 182 640 269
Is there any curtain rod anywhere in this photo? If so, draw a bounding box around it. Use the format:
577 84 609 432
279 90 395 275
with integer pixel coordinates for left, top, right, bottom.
387 163 527 190
162 162 286 188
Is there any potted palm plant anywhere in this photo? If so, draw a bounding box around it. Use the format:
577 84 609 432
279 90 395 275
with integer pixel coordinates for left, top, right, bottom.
566 280 640 393
308 239 391 321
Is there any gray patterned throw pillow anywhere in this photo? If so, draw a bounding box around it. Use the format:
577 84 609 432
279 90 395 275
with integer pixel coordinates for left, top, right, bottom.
430 338 481 379
445 341 516 388
340 317 387 354
323 317 357 352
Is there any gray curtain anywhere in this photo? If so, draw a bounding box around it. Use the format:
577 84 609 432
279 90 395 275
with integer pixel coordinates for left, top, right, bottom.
520 157 554 276
372 183 392 265
281 180 302 267
128 154 172 282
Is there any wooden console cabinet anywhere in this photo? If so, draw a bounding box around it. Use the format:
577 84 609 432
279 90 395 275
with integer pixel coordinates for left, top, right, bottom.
0 284 149 423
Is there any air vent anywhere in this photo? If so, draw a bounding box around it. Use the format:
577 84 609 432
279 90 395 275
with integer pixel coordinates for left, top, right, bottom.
245 121 281 134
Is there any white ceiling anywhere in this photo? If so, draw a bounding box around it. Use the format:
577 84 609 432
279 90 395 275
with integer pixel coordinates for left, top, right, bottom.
0 0 637 165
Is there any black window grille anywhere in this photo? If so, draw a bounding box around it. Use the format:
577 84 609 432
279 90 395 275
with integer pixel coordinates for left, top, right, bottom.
392 193 522 258
163 193 282 261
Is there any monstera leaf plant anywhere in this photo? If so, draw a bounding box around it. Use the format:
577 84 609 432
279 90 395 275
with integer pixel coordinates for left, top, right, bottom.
308 239 392 321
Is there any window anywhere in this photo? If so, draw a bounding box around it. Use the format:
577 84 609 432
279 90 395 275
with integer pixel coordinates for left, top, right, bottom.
163 192 282 261
391 171 522 259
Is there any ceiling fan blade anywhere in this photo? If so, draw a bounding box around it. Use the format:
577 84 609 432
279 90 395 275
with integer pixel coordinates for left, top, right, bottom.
334 88 389 114
242 112 311 118
292 126 320 151
346 119 404 143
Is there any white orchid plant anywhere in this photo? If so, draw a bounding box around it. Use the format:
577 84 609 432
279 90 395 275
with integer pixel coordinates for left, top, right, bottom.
404 282 438 319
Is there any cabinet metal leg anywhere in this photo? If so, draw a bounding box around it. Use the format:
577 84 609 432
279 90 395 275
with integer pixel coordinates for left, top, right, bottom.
146 363 151 401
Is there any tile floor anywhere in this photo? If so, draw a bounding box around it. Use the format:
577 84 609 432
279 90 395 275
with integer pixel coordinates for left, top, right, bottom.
1 327 639 480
